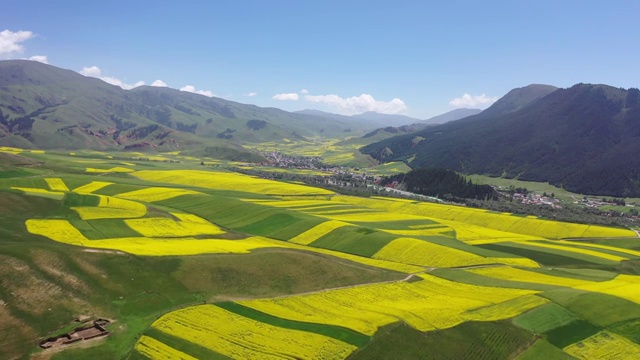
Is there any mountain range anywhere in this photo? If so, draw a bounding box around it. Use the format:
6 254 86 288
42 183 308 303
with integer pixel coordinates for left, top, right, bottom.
0 60 383 153
361 83 640 197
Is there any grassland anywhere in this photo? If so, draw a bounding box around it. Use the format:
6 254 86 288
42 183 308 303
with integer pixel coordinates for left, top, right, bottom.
2 147 640 359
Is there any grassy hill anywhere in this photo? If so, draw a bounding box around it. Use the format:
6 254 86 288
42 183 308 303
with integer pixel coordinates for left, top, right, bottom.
0 60 375 154
361 83 640 197
1 148 640 359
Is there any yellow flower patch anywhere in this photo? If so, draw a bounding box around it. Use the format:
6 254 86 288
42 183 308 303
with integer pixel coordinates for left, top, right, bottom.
240 274 536 335
289 220 352 245
373 237 493 268
72 181 113 194
462 295 549 321
116 187 202 202
134 170 334 195
71 195 147 220
125 213 224 237
86 166 134 173
11 187 65 200
151 305 356 359
25 219 284 256
134 336 196 360
564 331 640 359
44 178 69 192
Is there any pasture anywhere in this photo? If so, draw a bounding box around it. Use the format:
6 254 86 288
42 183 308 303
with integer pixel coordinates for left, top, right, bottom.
1 147 640 359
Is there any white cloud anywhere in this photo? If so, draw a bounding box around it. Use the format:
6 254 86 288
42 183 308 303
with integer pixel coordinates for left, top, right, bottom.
79 65 145 90
304 93 407 115
0 30 34 57
244 92 257 97
151 79 168 87
27 55 48 64
300 89 309 94
180 85 215 97
272 93 300 101
449 93 498 108
79 66 102 77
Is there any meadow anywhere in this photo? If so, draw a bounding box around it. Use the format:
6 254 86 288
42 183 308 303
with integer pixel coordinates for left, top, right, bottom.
1 146 640 359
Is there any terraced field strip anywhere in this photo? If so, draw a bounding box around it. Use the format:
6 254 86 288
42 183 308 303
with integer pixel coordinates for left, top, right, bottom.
24 219 288 256
71 195 147 220
372 237 495 268
44 178 69 192
564 331 640 359
134 170 335 195
333 196 637 239
150 304 357 359
116 187 203 202
71 181 113 194
288 220 353 245
239 273 538 336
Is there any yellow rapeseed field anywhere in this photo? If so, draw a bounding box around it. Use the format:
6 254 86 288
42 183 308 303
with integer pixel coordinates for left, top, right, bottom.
72 195 147 220
372 237 493 268
240 274 536 335
44 178 69 192
26 219 89 246
72 181 113 194
134 170 334 195
288 220 352 245
134 336 197 360
332 196 637 239
11 187 65 200
124 213 224 237
575 274 640 304
461 295 549 321
151 305 356 359
86 166 134 173
116 187 202 202
468 267 592 288
25 219 285 256
564 331 640 359
492 257 540 268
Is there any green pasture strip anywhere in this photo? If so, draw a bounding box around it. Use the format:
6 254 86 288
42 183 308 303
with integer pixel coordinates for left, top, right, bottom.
216 302 370 347
309 226 396 257
350 320 534 360
423 236 521 258
144 328 232 360
525 268 617 282
88 219 142 239
585 238 640 251
0 169 33 178
63 192 100 207
430 269 560 291
0 177 48 189
512 302 579 334
542 289 640 327
477 243 611 266
267 218 326 240
544 320 601 348
349 218 439 229
609 318 640 345
536 240 640 259
238 213 312 237
515 339 575 360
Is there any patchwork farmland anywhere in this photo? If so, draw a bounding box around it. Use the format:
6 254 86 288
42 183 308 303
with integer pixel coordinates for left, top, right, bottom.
1 147 640 359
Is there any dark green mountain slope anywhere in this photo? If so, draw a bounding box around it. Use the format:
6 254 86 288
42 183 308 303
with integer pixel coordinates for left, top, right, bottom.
361 84 640 197
0 60 372 151
421 108 482 125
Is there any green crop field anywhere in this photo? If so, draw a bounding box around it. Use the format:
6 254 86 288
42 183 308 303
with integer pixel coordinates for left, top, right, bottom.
2 148 640 359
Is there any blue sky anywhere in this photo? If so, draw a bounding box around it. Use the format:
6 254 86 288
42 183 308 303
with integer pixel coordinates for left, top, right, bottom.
2 1 639 118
